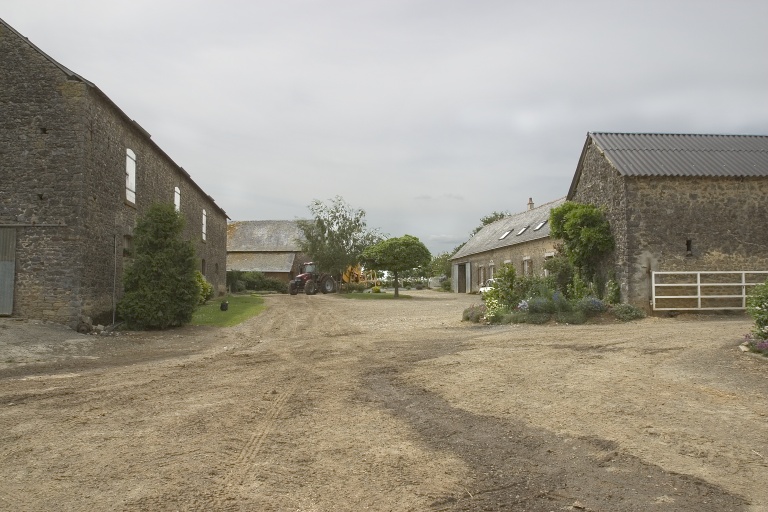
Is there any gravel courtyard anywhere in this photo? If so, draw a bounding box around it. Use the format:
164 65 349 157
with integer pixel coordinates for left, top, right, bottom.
1 290 766 511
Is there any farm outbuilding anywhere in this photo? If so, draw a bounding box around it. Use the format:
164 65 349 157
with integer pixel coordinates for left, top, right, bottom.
226 220 307 283
0 18 228 329
568 132 768 311
451 198 564 293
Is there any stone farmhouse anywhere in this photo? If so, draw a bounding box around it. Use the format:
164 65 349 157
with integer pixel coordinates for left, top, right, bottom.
568 132 768 310
451 198 564 293
0 18 228 329
227 220 307 283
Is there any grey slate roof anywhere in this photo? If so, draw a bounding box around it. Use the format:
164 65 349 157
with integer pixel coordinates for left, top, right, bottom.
227 252 297 273
590 132 768 177
227 220 305 252
451 198 565 260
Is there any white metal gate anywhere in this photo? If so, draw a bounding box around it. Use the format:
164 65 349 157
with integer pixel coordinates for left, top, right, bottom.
652 271 768 311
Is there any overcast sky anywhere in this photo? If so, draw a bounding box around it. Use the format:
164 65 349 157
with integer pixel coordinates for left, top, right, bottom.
4 1 768 255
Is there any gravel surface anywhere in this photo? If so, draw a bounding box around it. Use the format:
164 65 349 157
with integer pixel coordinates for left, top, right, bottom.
1 290 766 511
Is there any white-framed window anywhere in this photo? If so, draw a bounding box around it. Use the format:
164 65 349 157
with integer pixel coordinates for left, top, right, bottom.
174 186 181 212
523 256 532 276
517 226 529 236
543 252 555 277
202 209 207 241
499 230 511 240
534 220 547 231
125 149 136 204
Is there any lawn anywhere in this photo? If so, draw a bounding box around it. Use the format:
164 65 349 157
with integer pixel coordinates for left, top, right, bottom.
192 294 266 327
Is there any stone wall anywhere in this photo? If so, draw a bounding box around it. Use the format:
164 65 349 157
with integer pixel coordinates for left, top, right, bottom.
569 141 629 300
1 21 228 327
572 138 768 309
454 236 557 292
624 175 768 307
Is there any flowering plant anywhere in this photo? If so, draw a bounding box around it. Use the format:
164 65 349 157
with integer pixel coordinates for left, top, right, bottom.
746 281 768 340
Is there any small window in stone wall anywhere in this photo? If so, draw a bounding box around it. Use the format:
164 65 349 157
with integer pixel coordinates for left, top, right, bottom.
523 257 532 276
125 149 136 204
201 259 207 275
174 186 181 212
123 234 133 257
202 209 207 241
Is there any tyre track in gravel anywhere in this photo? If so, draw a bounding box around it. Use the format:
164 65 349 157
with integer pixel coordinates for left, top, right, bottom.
207 294 360 508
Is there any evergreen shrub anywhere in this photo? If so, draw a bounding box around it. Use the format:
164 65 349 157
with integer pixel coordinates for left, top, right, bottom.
747 280 768 340
118 203 199 330
610 303 646 322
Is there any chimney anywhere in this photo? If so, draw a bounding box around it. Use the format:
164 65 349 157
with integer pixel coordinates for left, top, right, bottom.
527 198 534 210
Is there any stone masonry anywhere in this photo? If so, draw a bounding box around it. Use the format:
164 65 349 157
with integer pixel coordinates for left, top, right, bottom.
570 136 768 310
0 19 228 328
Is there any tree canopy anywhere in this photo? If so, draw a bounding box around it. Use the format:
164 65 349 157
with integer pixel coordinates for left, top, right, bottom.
362 234 431 297
296 196 382 281
118 203 200 329
549 201 614 280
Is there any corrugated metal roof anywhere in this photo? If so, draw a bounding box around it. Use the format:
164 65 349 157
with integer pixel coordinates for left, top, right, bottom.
451 198 565 260
227 252 296 273
591 132 768 177
227 220 305 252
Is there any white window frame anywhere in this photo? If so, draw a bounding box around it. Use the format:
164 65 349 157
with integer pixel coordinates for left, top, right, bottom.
202 209 207 241
174 186 181 212
125 149 136 204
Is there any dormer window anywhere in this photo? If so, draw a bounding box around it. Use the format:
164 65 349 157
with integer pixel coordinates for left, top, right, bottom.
499 230 511 240
517 226 529 236
534 220 547 231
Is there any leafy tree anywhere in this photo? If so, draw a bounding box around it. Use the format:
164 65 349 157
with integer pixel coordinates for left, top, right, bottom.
296 196 382 285
549 201 614 280
429 251 452 279
118 203 200 329
543 254 575 297
472 210 510 235
362 235 431 297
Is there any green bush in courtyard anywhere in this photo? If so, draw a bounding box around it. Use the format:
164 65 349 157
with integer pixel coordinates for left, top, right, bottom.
118 203 199 330
610 303 646 322
747 280 768 340
195 271 214 304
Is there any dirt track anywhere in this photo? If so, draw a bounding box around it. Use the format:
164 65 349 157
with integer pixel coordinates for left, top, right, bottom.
1 290 766 511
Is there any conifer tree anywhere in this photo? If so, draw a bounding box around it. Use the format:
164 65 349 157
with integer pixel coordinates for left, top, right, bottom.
118 203 200 329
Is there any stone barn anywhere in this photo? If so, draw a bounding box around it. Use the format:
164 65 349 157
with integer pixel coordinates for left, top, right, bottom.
0 18 228 329
568 132 768 311
451 198 564 293
226 220 307 283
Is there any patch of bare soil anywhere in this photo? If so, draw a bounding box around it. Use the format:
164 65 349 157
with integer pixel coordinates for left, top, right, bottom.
0 291 766 511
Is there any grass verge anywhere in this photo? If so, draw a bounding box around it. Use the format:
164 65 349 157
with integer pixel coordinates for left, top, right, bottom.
192 294 266 327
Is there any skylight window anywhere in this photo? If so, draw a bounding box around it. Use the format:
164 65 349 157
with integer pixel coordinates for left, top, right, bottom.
499 230 511 240
534 220 548 231
517 226 529 236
